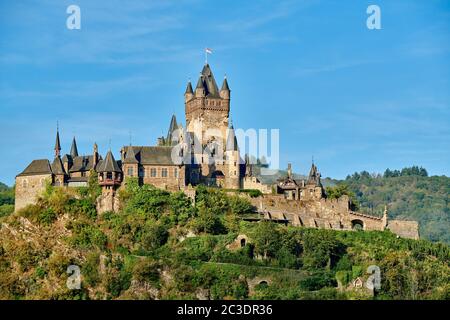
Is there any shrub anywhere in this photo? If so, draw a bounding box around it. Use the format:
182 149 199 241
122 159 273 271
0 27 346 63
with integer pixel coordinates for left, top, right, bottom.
140 224 169 251
38 208 57 225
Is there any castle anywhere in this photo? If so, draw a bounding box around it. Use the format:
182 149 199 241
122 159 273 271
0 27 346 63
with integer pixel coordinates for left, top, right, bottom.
14 63 419 239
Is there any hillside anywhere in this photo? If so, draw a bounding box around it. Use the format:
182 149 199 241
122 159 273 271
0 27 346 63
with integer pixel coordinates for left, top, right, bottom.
0 179 448 300
336 168 450 244
0 182 14 218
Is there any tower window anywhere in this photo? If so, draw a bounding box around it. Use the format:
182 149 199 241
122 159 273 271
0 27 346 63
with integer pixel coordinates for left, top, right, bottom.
107 172 112 180
162 168 168 178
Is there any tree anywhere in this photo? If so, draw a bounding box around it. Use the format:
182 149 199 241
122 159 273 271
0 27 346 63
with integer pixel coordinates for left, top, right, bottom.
251 221 282 259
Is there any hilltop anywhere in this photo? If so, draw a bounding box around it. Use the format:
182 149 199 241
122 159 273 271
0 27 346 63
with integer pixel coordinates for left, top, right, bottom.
0 178 448 300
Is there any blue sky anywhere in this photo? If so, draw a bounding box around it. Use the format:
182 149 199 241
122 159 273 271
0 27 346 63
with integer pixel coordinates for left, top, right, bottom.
1 0 449 185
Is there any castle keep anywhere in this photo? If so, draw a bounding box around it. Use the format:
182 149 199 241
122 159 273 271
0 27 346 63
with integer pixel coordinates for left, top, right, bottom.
14 63 419 240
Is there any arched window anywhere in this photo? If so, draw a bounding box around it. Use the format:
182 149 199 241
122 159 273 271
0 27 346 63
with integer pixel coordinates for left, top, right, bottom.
240 238 246 247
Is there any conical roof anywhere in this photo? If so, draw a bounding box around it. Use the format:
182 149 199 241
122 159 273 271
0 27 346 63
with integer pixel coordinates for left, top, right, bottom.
51 156 66 175
123 145 138 164
54 130 61 154
185 81 193 94
98 150 121 173
166 114 179 145
226 125 239 151
221 77 230 91
202 63 220 96
70 137 79 157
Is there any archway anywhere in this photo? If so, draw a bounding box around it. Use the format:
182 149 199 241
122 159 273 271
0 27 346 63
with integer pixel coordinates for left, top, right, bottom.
351 219 364 231
240 238 246 247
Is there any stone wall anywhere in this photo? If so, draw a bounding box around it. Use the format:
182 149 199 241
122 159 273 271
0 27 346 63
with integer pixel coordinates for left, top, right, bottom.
15 174 51 212
141 165 186 191
387 220 420 240
245 194 421 239
243 177 271 194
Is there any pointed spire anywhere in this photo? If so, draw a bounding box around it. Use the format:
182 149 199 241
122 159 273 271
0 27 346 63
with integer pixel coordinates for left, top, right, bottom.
70 136 79 158
196 74 204 89
185 81 193 94
166 114 179 146
226 126 239 152
98 150 121 173
221 76 230 91
54 123 61 158
51 156 66 175
123 145 138 164
307 162 322 186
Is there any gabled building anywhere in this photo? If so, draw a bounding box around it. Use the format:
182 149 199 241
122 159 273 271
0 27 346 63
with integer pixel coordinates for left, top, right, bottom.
15 63 244 211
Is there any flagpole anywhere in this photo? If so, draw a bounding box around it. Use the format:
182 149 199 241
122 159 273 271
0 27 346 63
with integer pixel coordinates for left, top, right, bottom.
205 49 207 64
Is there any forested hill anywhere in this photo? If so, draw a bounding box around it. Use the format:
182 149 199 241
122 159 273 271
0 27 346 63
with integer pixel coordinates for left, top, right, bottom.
0 182 14 218
335 167 450 244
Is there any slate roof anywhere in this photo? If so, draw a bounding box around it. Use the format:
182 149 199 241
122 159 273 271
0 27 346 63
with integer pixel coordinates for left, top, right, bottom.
123 145 138 164
185 81 193 94
69 155 98 172
221 77 230 91
123 146 177 165
195 64 221 98
226 126 239 151
17 159 52 177
166 115 179 146
70 137 79 157
97 151 121 173
51 157 66 175
54 130 61 153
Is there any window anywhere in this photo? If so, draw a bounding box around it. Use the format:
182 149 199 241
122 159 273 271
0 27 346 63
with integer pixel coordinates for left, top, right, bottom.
151 168 157 177
174 168 178 178
22 179 28 188
162 168 168 178
127 167 134 176
107 172 112 180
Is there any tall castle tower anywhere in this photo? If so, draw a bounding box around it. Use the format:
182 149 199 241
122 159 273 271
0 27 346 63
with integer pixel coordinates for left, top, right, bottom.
184 63 240 188
184 64 231 148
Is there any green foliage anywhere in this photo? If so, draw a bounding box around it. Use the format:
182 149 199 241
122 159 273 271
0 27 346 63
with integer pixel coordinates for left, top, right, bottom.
83 253 100 287
140 223 169 251
229 195 254 215
67 221 107 249
38 208 57 225
251 221 282 259
300 271 337 291
0 174 449 300
65 198 97 220
302 229 345 269
0 204 14 218
344 168 450 244
325 184 359 210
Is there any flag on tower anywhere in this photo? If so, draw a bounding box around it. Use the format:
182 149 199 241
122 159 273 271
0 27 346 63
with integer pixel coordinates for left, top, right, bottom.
205 48 213 54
